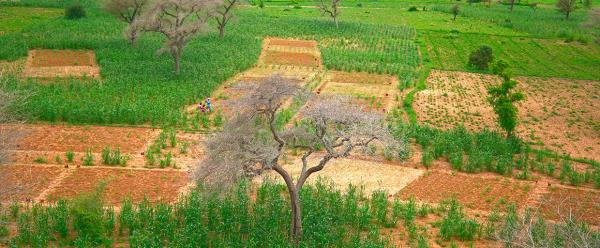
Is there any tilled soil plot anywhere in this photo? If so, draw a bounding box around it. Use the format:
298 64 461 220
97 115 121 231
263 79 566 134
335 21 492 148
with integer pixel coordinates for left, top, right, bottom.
263 51 320 67
414 70 600 161
539 186 600 225
397 171 532 212
23 49 100 79
257 157 423 196
46 167 189 205
317 71 398 113
0 165 63 202
4 124 157 153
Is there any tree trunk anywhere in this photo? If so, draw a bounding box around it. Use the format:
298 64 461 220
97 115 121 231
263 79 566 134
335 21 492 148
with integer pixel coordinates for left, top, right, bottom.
510 0 514 11
174 54 181 75
566 11 570 20
289 187 302 246
334 16 339 28
453 14 457 21
219 25 225 39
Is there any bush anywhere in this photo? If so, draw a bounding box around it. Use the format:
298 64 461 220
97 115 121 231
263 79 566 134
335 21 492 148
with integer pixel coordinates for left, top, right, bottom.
468 45 494 70
65 2 86 20
408 6 418 11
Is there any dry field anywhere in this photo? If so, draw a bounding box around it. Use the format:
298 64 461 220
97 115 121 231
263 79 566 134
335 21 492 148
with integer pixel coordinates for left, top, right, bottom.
0 164 63 203
414 70 600 161
317 71 399 113
397 171 532 212
539 186 600 225
45 167 189 205
22 49 100 79
258 37 322 70
256 156 424 196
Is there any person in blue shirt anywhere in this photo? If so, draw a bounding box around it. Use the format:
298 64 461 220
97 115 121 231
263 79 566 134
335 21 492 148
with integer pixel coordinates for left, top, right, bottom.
205 98 212 112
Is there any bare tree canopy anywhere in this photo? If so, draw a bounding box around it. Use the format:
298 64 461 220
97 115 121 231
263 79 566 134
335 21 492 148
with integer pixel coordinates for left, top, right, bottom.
195 74 406 244
215 0 241 38
131 0 219 74
557 0 577 19
103 0 150 45
103 0 149 24
318 0 342 28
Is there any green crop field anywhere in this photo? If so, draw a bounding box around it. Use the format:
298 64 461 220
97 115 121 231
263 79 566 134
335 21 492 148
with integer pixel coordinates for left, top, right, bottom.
0 0 599 246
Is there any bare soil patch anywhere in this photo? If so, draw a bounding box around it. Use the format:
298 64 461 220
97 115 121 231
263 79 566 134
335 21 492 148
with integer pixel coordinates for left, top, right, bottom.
539 186 600 225
4 124 157 153
256 157 423 196
267 38 318 48
414 70 600 161
263 51 320 67
22 49 100 79
316 71 399 112
0 164 63 202
397 171 532 212
46 167 189 205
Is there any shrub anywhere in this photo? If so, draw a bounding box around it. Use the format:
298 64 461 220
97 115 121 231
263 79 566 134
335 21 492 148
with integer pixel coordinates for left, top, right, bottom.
65 2 86 20
439 198 479 241
468 45 494 70
408 6 418 11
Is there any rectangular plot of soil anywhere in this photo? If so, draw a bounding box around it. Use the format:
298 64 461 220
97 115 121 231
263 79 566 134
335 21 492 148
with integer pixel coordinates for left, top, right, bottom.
268 38 317 48
5 124 157 153
539 187 599 225
23 49 100 78
0 165 63 202
29 50 96 67
257 158 423 196
47 167 189 205
397 171 532 212
263 51 320 67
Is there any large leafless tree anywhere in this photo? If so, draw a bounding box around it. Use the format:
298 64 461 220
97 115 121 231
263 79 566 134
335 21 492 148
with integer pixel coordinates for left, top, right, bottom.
131 0 219 75
214 0 241 39
318 0 342 28
102 0 150 45
195 75 405 244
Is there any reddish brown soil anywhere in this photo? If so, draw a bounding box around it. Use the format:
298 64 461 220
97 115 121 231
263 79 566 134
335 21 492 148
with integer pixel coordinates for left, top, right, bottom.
331 71 395 85
397 171 532 212
0 165 63 202
414 70 600 161
46 167 189 205
539 186 600 225
268 38 317 48
263 51 319 67
29 50 95 67
4 124 156 153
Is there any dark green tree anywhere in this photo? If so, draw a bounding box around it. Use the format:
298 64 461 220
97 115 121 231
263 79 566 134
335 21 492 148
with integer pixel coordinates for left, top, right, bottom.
487 60 525 138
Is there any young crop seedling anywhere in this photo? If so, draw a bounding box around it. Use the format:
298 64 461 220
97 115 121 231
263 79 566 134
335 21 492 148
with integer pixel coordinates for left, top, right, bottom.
83 149 94 166
65 151 75 163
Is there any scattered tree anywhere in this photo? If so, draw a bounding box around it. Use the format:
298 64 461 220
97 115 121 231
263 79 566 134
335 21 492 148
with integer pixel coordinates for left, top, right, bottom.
451 4 460 20
487 60 525 138
65 2 86 20
529 2 538 11
215 0 241 39
318 0 342 28
102 0 149 45
131 0 219 75
195 75 405 245
468 45 494 70
557 0 577 19
509 0 516 11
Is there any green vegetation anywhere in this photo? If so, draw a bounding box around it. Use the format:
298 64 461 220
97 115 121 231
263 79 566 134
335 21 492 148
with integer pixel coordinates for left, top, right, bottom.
487 60 525 138
0 7 61 34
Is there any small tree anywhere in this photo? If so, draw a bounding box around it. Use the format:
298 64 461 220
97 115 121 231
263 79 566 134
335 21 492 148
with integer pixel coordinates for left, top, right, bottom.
65 2 86 19
557 0 577 19
102 0 149 45
487 60 525 138
195 75 405 245
318 0 342 28
529 2 538 11
215 0 241 39
451 4 460 20
468 45 494 70
131 0 219 75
